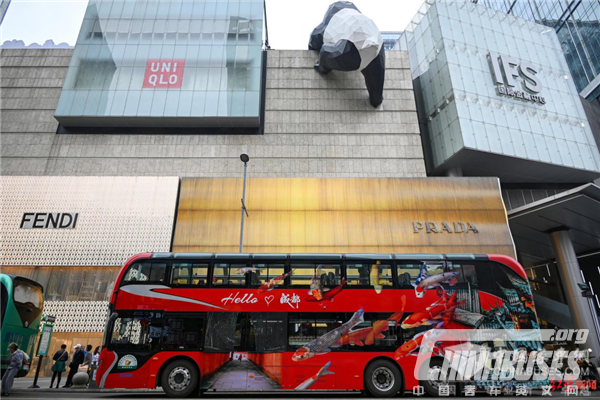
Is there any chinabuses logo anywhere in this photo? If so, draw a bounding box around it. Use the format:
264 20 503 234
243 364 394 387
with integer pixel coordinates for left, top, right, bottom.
117 355 138 370
412 329 598 395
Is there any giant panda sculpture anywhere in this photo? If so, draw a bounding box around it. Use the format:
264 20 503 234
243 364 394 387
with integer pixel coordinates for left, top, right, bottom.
309 1 385 108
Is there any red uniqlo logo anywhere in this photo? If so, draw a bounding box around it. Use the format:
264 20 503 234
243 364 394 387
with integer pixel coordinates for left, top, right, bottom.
143 59 185 89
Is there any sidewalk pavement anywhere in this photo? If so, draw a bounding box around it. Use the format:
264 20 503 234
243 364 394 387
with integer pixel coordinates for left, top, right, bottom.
9 376 163 393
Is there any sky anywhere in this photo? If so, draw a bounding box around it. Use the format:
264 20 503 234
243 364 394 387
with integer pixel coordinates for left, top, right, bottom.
0 0 424 49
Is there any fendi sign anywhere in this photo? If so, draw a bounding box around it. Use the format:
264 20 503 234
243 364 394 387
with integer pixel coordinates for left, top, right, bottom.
20 213 79 229
413 221 479 234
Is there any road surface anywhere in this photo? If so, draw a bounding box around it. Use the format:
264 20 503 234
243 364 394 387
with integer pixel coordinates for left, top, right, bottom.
4 376 595 398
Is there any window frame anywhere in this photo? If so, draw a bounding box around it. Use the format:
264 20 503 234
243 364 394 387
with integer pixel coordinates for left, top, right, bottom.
170 262 210 287
248 263 286 288
395 260 447 289
162 312 207 351
210 262 251 288
120 261 170 286
343 262 395 290
106 309 165 352
288 263 342 288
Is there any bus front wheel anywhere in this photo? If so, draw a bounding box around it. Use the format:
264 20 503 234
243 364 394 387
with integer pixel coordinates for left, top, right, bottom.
364 359 402 398
161 359 198 398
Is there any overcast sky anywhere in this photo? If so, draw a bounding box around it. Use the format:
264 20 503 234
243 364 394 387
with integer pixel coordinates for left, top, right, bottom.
0 0 424 49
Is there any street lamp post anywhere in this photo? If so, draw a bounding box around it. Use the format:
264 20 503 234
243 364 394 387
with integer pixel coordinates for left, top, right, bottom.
239 153 250 253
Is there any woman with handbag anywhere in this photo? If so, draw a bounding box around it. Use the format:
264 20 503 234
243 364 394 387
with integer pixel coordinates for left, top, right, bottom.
50 344 68 388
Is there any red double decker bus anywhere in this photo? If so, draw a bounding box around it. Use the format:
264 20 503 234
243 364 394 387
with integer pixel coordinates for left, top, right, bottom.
96 252 537 397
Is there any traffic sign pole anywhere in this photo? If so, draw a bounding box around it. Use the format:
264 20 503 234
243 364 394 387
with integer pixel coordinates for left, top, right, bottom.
29 355 43 389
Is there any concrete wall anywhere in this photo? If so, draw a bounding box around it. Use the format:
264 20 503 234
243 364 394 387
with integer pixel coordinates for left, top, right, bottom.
1 49 425 178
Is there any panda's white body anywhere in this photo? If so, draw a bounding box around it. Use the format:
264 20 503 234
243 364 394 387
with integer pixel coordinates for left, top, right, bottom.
323 8 383 71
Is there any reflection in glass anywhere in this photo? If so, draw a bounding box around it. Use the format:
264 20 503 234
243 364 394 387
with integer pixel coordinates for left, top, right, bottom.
56 0 264 127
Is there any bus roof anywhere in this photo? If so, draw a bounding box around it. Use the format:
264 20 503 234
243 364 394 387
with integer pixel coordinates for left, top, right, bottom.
149 252 489 261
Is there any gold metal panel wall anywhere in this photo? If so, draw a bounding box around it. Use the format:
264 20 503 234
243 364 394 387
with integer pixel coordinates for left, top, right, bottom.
173 178 515 257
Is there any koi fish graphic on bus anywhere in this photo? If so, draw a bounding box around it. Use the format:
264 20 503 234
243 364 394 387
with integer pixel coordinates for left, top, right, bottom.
337 296 405 347
412 262 459 298
236 266 257 275
400 291 464 329
294 361 335 390
305 279 346 308
395 322 446 359
292 309 364 362
370 262 383 294
308 265 328 300
257 270 294 294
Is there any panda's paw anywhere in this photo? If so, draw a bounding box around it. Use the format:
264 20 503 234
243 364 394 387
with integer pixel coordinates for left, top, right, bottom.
314 61 331 75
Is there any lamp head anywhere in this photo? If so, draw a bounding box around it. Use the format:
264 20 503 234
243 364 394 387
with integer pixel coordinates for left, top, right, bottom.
240 152 250 163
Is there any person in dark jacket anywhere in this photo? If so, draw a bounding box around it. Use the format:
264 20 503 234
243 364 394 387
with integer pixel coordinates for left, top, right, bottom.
50 344 68 388
63 344 84 388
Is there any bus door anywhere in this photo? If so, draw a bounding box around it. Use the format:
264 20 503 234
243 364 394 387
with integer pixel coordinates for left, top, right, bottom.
245 312 286 390
286 313 338 390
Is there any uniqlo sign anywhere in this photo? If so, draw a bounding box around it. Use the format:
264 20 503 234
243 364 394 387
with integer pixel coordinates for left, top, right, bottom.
143 59 185 89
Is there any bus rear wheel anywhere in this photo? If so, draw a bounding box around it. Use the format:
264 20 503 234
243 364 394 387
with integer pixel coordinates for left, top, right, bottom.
364 359 402 398
421 357 456 397
161 360 198 398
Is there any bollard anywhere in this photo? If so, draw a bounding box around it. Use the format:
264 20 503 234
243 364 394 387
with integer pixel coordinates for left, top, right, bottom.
71 371 89 388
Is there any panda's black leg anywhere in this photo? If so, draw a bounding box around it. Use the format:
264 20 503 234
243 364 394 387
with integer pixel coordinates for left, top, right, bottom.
316 39 361 75
361 47 386 107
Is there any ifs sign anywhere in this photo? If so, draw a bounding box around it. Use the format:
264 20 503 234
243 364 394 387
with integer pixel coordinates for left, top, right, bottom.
488 52 546 104
143 59 185 89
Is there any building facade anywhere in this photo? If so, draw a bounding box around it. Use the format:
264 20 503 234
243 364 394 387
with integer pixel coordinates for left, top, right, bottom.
1 0 427 376
2 0 600 375
406 0 600 182
405 0 600 359
1 47 424 177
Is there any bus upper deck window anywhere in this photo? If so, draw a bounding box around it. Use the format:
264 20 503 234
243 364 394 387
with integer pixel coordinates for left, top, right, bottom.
396 263 422 288
171 263 208 286
213 264 246 286
249 264 285 287
346 264 392 287
122 262 166 284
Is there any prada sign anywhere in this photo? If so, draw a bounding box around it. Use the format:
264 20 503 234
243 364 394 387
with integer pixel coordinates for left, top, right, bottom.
413 221 479 234
20 213 79 229
488 52 546 104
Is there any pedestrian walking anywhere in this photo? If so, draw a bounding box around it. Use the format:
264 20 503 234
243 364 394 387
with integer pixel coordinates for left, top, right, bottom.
63 344 84 388
1 343 25 396
49 344 68 388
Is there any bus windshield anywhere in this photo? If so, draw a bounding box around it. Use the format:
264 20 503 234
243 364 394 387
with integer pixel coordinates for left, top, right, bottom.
13 277 43 326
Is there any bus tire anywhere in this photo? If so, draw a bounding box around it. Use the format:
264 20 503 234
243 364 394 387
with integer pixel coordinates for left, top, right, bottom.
364 359 402 398
421 357 456 397
161 359 198 398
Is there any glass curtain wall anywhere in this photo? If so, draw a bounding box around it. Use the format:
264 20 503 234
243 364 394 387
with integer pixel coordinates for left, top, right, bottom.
55 0 264 127
478 0 600 99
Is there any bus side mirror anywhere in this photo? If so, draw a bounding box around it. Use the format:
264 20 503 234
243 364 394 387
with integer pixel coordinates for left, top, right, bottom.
577 283 593 297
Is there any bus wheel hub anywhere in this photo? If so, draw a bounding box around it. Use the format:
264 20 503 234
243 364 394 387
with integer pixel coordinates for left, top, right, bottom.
169 367 191 391
372 367 394 391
